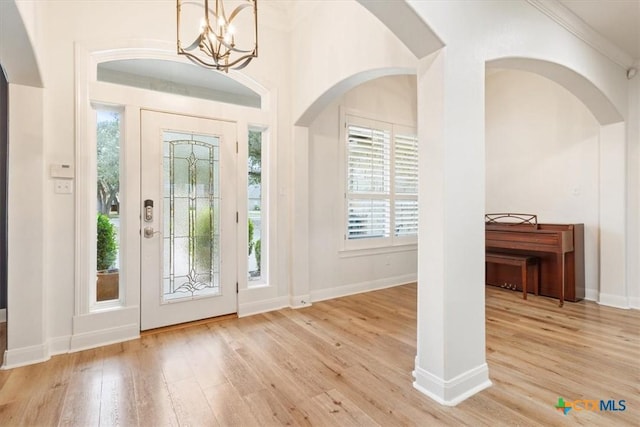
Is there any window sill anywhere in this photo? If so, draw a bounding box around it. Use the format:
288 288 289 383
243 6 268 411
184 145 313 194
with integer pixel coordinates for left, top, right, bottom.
338 243 417 259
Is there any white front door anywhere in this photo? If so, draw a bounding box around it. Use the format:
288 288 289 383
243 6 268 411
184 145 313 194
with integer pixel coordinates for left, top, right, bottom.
140 110 237 330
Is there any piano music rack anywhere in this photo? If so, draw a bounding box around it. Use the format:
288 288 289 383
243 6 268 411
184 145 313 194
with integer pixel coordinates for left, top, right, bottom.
485 213 537 226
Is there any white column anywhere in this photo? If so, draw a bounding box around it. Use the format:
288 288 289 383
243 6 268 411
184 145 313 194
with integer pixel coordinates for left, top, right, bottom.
5 84 47 367
414 49 491 405
599 122 628 308
628 74 640 309
290 125 310 307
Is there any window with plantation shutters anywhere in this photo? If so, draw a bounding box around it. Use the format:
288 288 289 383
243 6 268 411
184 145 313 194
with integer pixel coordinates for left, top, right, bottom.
344 113 418 248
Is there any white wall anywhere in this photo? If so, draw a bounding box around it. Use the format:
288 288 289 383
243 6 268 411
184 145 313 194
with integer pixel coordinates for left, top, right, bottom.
308 75 418 300
485 69 600 298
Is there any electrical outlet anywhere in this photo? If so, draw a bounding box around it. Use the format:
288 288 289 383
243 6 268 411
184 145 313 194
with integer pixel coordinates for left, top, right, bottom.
54 179 73 194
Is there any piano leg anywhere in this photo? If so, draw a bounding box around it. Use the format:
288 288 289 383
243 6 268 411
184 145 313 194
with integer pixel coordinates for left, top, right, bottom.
557 253 565 307
521 262 527 300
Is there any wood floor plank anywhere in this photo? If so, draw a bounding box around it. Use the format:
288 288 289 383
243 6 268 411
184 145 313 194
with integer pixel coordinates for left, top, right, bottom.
0 284 638 426
166 377 219 426
202 381 260 426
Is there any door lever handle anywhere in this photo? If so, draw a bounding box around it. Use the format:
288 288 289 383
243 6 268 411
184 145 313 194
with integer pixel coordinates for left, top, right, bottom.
144 227 161 238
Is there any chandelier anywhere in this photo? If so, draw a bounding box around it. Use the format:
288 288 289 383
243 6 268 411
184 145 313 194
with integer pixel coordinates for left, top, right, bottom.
177 0 258 72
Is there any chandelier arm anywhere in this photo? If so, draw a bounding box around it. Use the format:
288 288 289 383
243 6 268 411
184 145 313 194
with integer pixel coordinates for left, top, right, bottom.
226 3 253 23
221 53 256 69
232 56 254 70
184 35 204 51
227 46 255 53
183 51 220 69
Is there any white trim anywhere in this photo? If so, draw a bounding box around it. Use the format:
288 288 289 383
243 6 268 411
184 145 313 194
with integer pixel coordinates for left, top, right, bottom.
526 0 634 69
238 296 289 318
69 324 139 353
413 364 492 406
598 292 630 309
0 308 5 323
48 335 72 356
339 243 417 258
290 295 312 309
2 343 49 370
70 305 139 352
629 296 640 310
310 274 416 303
584 288 598 302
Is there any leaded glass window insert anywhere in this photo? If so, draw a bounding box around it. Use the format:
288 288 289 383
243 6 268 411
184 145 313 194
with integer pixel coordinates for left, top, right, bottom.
163 131 220 301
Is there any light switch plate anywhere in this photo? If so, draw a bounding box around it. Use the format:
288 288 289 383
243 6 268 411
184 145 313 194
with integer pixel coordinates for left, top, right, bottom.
54 179 73 194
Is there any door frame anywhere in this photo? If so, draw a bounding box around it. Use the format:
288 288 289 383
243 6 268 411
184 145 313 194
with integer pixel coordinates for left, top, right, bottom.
73 45 274 352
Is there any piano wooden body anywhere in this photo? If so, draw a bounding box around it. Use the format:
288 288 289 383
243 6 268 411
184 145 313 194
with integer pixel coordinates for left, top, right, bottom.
485 222 585 304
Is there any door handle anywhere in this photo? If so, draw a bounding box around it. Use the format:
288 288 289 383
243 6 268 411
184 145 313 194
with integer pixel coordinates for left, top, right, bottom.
144 227 160 238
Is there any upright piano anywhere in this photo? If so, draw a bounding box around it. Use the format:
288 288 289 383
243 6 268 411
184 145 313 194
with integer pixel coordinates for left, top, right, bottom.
485 220 585 306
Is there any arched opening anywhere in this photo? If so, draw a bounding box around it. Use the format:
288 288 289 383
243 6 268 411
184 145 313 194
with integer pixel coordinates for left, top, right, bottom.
485 67 600 299
306 73 418 300
485 58 627 308
295 68 416 127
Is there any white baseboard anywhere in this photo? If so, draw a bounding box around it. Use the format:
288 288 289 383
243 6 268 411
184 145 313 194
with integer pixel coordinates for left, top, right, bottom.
598 292 630 309
290 294 312 309
0 308 5 323
584 288 598 302
413 363 492 406
629 296 640 310
238 296 289 318
69 323 139 352
2 343 49 369
49 335 72 356
310 273 417 303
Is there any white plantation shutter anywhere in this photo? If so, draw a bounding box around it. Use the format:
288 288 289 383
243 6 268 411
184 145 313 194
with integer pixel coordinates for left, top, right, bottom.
347 125 390 194
394 133 418 195
344 114 418 244
393 131 418 237
394 199 418 236
347 199 390 239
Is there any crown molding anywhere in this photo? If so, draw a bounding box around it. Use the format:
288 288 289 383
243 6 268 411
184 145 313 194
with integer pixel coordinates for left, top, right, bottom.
527 0 634 70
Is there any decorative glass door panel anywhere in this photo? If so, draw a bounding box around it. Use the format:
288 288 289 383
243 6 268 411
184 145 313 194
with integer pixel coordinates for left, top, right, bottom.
163 132 220 301
141 110 236 330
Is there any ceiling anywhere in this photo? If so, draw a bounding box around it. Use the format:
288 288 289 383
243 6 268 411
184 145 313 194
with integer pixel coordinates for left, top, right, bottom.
96 0 639 100
558 0 640 61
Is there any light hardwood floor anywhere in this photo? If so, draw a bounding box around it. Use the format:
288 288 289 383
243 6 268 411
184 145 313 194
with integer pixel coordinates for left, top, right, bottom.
0 284 638 426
